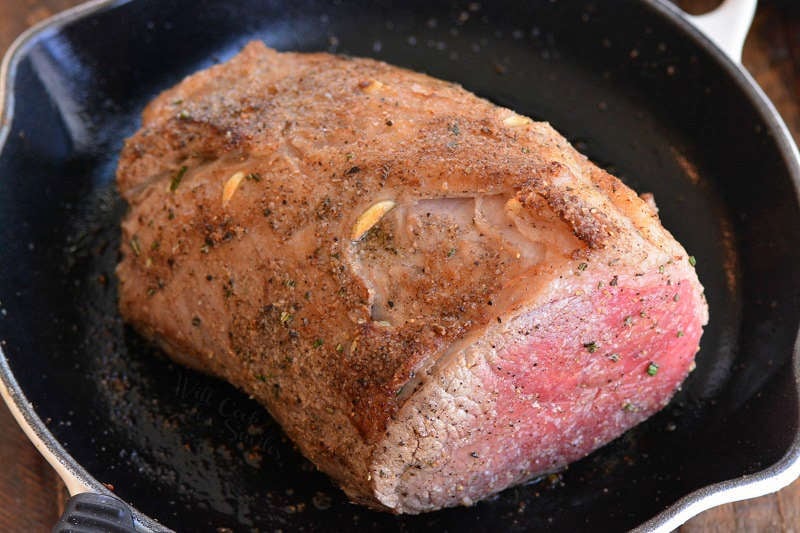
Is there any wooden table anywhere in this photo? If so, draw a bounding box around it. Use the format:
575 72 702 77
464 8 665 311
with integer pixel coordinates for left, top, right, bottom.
1 0 799 530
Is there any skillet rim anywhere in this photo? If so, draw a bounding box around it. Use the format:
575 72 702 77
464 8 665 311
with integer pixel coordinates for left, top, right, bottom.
0 0 798 531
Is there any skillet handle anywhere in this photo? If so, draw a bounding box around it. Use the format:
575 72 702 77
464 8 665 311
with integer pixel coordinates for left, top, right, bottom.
684 0 757 63
52 493 138 533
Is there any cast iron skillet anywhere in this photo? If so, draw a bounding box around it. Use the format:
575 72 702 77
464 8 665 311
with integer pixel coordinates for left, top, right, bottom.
1 0 799 531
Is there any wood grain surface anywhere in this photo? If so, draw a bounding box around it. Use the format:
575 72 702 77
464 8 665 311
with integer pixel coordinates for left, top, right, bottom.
1 0 798 531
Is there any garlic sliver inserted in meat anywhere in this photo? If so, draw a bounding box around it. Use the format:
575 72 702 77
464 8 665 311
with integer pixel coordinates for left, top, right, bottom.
503 114 533 127
351 200 396 241
359 79 385 93
222 171 245 207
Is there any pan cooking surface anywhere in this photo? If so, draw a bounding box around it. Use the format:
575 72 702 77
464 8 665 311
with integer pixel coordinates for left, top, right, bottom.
1 0 799 530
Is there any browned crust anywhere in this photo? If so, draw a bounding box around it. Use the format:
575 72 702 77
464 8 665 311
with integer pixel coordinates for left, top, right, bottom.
517 161 620 249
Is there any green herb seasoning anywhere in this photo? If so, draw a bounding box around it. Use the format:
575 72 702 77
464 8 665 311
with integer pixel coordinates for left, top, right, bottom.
677 330 685 338
583 341 598 353
577 262 588 271
647 362 659 376
447 247 457 257
624 315 633 327
170 166 188 192
688 255 697 267
313 339 324 348
335 343 344 353
608 353 621 362
280 311 293 324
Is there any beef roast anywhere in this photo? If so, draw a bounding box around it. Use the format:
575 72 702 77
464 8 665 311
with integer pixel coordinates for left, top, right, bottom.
116 42 708 513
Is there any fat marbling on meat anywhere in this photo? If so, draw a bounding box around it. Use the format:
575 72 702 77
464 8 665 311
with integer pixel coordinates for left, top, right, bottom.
116 42 708 513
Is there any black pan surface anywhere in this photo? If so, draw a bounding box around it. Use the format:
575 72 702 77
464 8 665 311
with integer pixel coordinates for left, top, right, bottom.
1 0 799 531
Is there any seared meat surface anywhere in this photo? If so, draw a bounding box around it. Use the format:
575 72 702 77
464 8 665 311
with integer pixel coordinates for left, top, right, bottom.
116 42 708 513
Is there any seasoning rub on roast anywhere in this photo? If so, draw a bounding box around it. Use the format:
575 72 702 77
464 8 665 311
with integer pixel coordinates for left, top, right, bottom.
116 42 708 513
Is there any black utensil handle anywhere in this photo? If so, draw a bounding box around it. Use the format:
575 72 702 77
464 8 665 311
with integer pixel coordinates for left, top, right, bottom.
52 493 137 533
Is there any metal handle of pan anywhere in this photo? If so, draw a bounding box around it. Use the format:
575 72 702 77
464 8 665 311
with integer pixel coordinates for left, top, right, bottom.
683 0 757 63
